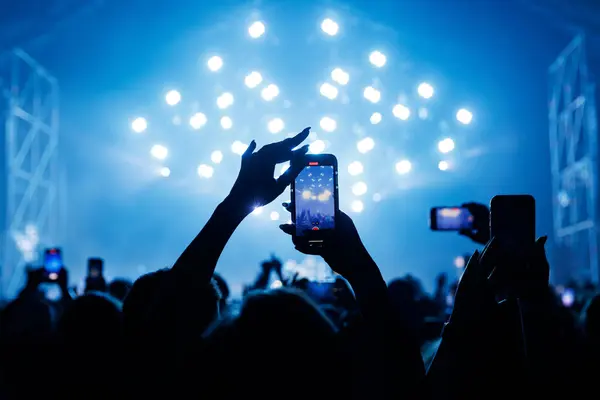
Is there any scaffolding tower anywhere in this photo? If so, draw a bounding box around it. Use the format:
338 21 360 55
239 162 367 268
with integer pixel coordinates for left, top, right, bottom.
549 34 599 284
0 49 60 298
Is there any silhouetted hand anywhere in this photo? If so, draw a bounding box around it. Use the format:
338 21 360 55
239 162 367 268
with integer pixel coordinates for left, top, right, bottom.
459 202 490 245
279 203 370 279
228 127 310 209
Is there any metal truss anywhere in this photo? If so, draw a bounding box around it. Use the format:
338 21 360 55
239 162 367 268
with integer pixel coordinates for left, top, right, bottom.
0 49 60 298
549 34 599 283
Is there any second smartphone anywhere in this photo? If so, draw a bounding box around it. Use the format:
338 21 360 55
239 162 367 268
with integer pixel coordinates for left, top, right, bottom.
290 154 339 248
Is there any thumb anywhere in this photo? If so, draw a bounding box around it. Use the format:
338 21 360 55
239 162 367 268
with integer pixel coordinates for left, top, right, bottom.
279 224 294 235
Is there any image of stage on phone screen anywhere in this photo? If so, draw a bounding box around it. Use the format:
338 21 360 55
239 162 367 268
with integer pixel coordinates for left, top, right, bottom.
295 165 335 236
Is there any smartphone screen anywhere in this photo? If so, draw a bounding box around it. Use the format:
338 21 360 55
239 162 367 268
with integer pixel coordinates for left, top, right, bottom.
293 156 338 240
43 248 62 274
430 207 474 230
490 195 535 253
87 258 104 278
305 281 337 303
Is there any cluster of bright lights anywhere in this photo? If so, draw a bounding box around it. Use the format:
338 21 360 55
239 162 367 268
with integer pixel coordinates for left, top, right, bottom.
130 16 476 216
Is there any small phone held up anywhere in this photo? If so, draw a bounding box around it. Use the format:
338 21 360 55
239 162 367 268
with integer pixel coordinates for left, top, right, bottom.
429 207 474 231
290 154 339 248
490 195 536 255
43 248 63 278
87 258 104 278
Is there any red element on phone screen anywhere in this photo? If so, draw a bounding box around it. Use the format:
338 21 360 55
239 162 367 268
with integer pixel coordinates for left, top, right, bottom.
309 162 319 166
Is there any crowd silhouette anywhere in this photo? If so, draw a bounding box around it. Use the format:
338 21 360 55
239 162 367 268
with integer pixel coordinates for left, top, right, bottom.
0 127 598 399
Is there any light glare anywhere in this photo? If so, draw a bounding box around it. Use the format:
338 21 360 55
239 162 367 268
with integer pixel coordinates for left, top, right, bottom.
321 18 339 36
165 90 181 106
331 68 349 85
197 164 214 178
357 137 375 154
244 71 263 88
189 113 207 129
395 160 412 175
457 108 473 125
267 118 285 134
352 181 368 196
320 116 337 132
392 104 410 120
131 117 147 133
319 82 338 100
217 92 234 109
207 56 223 71
150 144 168 160
261 84 279 101
351 200 364 213
270 211 280 221
231 141 248 155
363 86 381 103
417 82 434 99
438 138 455 154
159 167 171 177
211 150 223 164
369 51 386 68
309 140 326 154
370 112 382 125
220 116 233 130
348 161 364 176
248 21 266 38
438 161 450 171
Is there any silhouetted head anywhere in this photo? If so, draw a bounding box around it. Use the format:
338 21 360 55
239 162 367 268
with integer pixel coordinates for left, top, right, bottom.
204 288 343 397
108 278 133 302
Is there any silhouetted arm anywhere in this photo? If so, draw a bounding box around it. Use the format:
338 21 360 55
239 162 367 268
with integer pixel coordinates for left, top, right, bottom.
172 196 250 284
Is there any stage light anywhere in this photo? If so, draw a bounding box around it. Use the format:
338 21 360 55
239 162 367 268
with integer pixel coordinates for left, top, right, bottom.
267 118 285 134
363 86 381 103
244 71 263 88
373 193 382 202
331 68 349 85
456 108 473 125
252 206 263 215
370 112 382 125
348 161 364 176
211 150 223 164
309 139 326 154
454 256 465 268
220 116 233 130
438 161 449 171
352 181 368 196
321 18 339 36
369 51 386 68
189 112 207 129
351 200 364 213
207 56 223 71
319 116 337 132
395 159 412 174
319 82 338 100
217 92 234 109
417 82 434 99
357 137 375 154
150 144 168 160
231 140 248 155
438 138 455 154
197 164 214 178
165 90 181 106
131 117 147 133
248 21 266 38
270 211 280 221
418 107 428 120
392 104 410 120
159 167 171 177
261 84 279 101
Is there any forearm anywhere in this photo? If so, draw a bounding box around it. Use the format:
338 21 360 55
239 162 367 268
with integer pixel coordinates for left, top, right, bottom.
172 196 249 283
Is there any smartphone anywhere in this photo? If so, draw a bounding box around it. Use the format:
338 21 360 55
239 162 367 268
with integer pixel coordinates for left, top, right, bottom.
291 154 339 248
87 258 104 278
490 195 536 254
430 207 474 231
305 281 337 303
43 248 63 275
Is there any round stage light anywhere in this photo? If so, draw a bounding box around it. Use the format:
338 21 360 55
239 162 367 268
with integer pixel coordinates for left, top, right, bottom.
244 71 263 88
267 118 285 134
370 112 382 125
417 82 434 99
309 140 326 154
131 117 147 133
319 116 337 132
197 164 214 178
437 138 455 154
217 92 234 109
211 150 223 164
348 161 364 176
207 56 223 72
351 200 364 213
395 159 412 175
220 116 233 130
438 161 450 171
319 82 338 100
248 21 266 38
231 140 248 155
159 167 171 177
456 108 473 125
261 84 279 101
357 137 375 154
189 112 207 130
270 211 280 221
363 86 381 103
331 68 349 85
369 50 386 68
352 181 368 196
150 144 168 160
392 104 410 120
165 90 181 106
321 18 339 36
